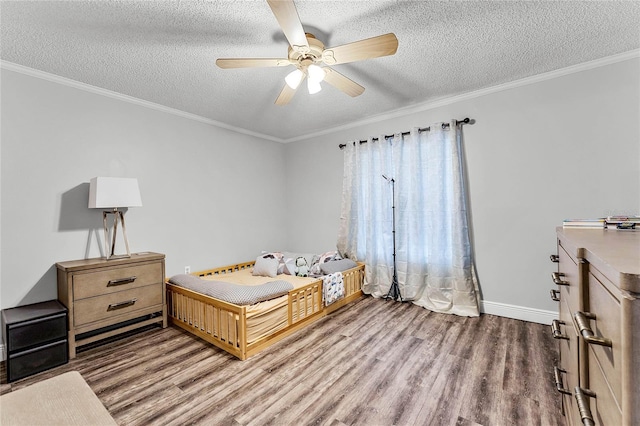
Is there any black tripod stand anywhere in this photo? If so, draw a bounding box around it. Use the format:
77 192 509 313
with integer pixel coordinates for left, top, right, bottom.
382 175 402 301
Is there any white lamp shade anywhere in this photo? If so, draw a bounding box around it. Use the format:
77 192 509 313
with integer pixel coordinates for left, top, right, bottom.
88 177 142 209
307 64 325 83
285 69 304 89
307 78 322 94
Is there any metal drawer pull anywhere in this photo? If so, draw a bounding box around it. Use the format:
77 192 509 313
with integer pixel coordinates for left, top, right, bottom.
574 386 596 426
107 299 137 311
551 319 569 340
550 254 559 263
107 276 137 286
574 311 612 347
551 272 569 286
553 366 571 395
549 289 560 302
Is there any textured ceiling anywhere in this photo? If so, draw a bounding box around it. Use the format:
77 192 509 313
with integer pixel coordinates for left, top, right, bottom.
2 1 639 141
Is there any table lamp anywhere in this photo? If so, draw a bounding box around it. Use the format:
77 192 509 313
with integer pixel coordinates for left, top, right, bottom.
88 177 142 259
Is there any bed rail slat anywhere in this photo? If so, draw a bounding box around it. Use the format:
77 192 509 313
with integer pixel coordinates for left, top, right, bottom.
194 261 256 278
166 283 247 359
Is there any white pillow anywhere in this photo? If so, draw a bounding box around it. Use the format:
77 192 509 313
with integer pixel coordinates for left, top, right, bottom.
253 256 279 278
282 258 296 275
261 251 285 274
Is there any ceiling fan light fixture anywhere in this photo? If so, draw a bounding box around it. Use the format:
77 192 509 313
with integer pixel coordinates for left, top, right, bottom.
307 78 322 94
307 64 325 83
285 69 304 89
217 0 399 105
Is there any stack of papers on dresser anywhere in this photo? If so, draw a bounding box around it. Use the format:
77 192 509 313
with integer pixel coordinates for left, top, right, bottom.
562 218 606 228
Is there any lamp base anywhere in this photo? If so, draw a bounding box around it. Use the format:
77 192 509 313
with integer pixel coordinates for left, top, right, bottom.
106 253 131 260
103 210 131 260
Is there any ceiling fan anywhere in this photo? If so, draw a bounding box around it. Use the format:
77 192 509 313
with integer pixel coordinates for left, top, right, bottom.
216 0 399 105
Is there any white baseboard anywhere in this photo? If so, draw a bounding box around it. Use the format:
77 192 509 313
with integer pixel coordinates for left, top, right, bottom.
480 300 557 325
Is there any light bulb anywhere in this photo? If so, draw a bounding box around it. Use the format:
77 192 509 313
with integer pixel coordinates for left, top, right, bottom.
307 78 322 95
307 64 326 83
285 69 304 89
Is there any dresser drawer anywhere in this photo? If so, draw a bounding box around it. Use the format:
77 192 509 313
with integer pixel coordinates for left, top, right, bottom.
586 269 622 406
74 283 163 326
73 261 162 300
6 312 67 353
558 321 579 389
557 242 581 315
587 348 622 426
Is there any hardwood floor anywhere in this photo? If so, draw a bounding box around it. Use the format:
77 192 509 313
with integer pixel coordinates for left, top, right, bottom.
1 296 563 425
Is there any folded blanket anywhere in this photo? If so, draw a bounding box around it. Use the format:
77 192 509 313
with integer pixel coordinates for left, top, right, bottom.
169 274 293 306
323 272 344 306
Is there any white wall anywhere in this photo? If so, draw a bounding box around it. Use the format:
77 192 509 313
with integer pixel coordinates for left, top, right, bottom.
283 58 640 321
1 57 638 354
0 69 288 321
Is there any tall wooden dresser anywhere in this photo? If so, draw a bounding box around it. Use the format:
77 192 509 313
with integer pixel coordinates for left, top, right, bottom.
56 252 166 358
551 228 639 425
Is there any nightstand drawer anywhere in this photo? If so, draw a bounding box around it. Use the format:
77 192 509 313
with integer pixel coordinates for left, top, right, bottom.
7 312 67 353
74 283 163 326
7 340 68 382
73 262 162 299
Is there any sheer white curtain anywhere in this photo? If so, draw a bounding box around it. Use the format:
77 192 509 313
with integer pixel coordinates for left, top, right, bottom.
337 120 479 316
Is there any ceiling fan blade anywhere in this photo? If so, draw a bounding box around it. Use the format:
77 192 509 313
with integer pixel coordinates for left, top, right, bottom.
323 68 365 97
267 0 310 53
274 80 300 105
322 33 398 65
216 58 292 69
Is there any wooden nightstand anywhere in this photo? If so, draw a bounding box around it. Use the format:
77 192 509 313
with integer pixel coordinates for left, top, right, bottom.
2 300 68 382
56 252 166 358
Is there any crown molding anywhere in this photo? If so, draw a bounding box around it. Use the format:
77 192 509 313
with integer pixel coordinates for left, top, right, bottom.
4 49 638 145
0 61 283 143
283 49 640 143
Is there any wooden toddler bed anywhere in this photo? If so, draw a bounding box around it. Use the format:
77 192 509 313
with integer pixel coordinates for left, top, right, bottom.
166 260 364 360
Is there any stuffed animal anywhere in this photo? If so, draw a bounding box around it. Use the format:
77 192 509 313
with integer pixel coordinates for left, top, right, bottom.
295 256 309 277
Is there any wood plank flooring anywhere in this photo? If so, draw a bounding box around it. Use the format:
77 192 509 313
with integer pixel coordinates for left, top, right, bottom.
1 296 563 425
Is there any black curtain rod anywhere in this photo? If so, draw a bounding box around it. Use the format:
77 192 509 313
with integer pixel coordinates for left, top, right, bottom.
338 117 472 149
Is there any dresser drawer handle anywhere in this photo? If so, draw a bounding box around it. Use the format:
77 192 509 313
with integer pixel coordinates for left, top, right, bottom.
551 272 569 286
574 311 612 347
553 366 571 395
549 289 560 302
107 276 137 286
551 319 569 340
574 386 596 426
107 299 138 311
550 254 559 263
